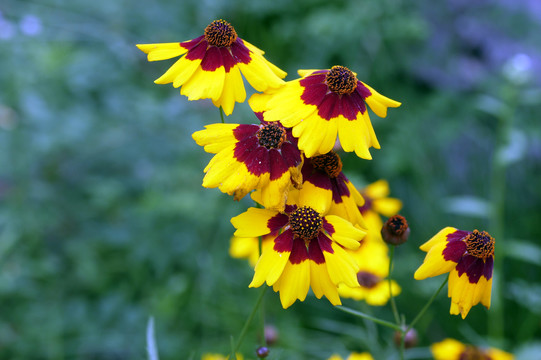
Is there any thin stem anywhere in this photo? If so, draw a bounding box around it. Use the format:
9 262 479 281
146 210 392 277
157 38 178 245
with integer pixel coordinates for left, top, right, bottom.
388 246 401 325
258 236 266 346
219 107 225 123
406 275 448 334
336 306 402 332
230 286 268 359
488 86 514 341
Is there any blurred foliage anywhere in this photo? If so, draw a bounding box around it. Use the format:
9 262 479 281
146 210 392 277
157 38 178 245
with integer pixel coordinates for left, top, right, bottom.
0 0 540 359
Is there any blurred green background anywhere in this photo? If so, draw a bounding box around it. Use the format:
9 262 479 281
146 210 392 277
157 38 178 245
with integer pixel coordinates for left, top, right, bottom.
1 0 540 359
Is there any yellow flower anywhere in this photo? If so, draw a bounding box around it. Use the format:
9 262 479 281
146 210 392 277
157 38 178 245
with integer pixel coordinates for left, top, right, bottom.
431 338 513 360
192 115 302 210
249 66 400 159
299 151 366 228
339 241 401 306
328 352 375 360
137 19 286 115
359 179 402 241
231 189 365 308
414 228 495 319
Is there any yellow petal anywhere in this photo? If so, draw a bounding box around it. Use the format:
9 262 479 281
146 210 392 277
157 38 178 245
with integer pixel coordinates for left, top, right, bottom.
243 40 287 79
364 179 390 199
481 277 492 309
485 348 514 360
212 65 246 116
325 215 365 250
364 281 401 306
231 208 277 237
413 241 456 280
192 123 238 153
309 261 341 305
361 81 401 118
272 261 310 309
250 247 289 287
180 66 225 101
430 338 465 360
324 243 360 287
297 69 321 77
154 56 200 86
419 227 458 252
337 115 372 159
298 181 332 216
136 42 187 61
373 198 403 217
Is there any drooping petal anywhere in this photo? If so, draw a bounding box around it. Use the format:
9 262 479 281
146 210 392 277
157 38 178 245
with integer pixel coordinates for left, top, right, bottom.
212 65 246 115
250 245 290 287
309 261 341 305
271 260 310 308
414 240 459 280
361 81 402 118
324 243 360 288
419 227 459 252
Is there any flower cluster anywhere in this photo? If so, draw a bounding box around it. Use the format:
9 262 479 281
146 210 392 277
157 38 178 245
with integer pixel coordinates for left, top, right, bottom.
138 18 503 358
138 19 404 309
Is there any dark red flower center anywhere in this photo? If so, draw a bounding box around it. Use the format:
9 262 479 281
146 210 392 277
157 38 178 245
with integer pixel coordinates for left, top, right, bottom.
257 123 287 149
357 271 381 289
459 346 491 360
465 230 495 259
311 151 342 178
288 206 322 241
325 65 358 95
385 215 408 236
204 19 237 47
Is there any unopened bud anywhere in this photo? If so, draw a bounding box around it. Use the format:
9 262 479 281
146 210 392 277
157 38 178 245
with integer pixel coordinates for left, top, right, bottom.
382 215 410 245
256 346 269 358
393 326 418 349
264 325 279 345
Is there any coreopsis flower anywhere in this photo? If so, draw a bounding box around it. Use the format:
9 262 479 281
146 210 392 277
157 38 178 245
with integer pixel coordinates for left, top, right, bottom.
414 227 495 319
338 241 401 306
137 19 286 115
231 189 365 308
359 179 402 243
300 151 366 228
249 66 400 158
431 338 514 360
192 115 302 210
328 353 374 360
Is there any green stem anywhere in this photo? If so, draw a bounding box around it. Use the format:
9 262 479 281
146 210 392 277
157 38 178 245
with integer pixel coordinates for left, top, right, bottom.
336 306 402 331
230 286 268 359
406 275 448 334
488 88 514 341
219 107 225 123
388 246 401 325
258 236 266 346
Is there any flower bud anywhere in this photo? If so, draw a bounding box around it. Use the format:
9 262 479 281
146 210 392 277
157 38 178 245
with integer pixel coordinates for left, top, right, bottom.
264 325 279 345
382 215 410 245
393 326 418 349
256 346 269 358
